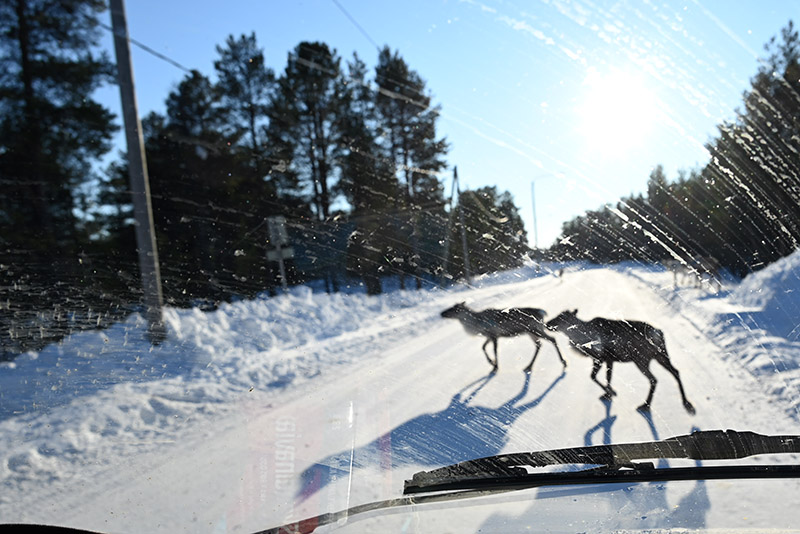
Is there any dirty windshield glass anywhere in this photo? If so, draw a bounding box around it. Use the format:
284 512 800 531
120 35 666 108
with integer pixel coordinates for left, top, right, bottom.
2 0 800 532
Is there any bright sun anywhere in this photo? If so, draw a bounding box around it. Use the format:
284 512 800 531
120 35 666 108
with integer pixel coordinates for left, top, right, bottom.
577 68 661 156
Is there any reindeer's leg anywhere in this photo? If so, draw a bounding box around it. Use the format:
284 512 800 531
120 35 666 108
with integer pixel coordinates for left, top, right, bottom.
590 360 613 399
603 360 617 398
635 362 657 413
523 337 542 373
657 355 696 415
481 338 496 370
491 338 500 371
542 333 567 368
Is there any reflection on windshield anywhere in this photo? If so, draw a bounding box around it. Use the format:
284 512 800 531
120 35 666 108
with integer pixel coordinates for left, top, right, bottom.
299 371 565 499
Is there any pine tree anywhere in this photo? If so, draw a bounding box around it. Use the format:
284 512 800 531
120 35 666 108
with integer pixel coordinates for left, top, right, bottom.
145 71 255 303
338 54 398 294
449 186 529 277
0 0 118 352
267 42 344 221
373 47 449 286
374 47 448 205
214 32 274 178
0 0 116 248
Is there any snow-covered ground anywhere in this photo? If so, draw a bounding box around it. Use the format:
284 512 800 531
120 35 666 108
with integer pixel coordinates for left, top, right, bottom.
2 259 800 532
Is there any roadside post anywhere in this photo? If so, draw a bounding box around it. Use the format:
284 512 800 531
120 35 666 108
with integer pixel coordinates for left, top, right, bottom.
266 216 294 291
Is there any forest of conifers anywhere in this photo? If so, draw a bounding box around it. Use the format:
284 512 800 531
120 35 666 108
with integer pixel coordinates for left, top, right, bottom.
0 0 529 354
550 23 800 278
2 0 800 356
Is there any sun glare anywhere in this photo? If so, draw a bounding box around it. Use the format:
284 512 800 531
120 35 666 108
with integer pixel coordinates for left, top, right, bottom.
577 68 661 156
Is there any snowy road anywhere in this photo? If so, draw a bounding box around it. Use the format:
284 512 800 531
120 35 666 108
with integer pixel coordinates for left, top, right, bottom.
4 265 800 532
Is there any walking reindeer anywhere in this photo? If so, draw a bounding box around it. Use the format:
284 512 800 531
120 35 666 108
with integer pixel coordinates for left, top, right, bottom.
441 302 566 373
546 309 695 414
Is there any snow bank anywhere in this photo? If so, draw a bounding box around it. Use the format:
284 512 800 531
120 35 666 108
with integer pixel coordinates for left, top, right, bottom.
729 251 800 340
0 283 458 498
0 285 443 416
0 264 565 498
5 257 800 514
635 252 800 420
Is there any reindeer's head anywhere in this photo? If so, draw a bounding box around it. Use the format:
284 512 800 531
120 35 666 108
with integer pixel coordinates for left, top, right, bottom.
441 302 469 319
546 309 579 331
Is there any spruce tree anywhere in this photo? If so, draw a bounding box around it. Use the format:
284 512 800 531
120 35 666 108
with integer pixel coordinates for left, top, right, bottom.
552 21 800 276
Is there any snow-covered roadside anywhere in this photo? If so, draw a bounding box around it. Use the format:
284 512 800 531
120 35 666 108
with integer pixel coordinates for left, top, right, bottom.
624 253 800 421
0 262 563 420
0 265 565 506
4 257 800 530
0 286 428 493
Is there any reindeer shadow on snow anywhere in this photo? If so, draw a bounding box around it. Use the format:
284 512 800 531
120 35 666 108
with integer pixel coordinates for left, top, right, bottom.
297 370 566 500
516 398 709 532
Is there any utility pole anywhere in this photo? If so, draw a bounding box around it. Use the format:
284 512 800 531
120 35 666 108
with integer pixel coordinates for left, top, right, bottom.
110 0 165 343
456 168 472 284
531 179 539 249
266 216 293 291
441 166 457 285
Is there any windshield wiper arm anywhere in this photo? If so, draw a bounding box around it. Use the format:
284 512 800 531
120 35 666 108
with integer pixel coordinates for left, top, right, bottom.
403 462 800 494
261 430 800 534
404 429 800 494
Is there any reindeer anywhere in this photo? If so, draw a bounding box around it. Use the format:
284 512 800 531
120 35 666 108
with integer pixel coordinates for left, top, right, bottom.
546 309 695 414
441 302 567 373
665 256 722 292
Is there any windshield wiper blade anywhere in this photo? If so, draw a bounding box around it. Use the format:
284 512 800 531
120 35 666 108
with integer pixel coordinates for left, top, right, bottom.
261 430 800 534
403 462 800 494
261 463 800 534
404 429 800 494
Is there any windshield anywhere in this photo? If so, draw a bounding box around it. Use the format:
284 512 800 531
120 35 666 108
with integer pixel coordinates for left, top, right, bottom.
2 0 800 532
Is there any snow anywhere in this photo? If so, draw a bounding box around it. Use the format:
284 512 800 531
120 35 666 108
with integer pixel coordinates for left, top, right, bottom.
644 254 800 420
1 259 800 532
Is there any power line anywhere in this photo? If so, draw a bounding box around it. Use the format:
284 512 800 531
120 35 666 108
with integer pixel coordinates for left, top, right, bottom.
330 0 381 52
96 9 430 114
97 20 193 74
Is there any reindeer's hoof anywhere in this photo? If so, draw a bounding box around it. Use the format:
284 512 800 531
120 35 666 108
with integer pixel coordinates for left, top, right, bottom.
490 367 498 375
523 366 532 374
636 403 651 413
684 402 696 415
599 390 616 401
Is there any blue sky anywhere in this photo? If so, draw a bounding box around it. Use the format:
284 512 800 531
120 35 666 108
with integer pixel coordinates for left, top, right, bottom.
96 0 800 248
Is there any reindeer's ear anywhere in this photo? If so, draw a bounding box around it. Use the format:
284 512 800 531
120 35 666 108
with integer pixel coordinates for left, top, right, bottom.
572 308 578 314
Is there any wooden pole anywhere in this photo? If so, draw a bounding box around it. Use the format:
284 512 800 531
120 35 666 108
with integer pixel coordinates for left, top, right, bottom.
531 179 539 249
456 168 471 284
440 166 458 285
109 0 165 343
